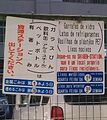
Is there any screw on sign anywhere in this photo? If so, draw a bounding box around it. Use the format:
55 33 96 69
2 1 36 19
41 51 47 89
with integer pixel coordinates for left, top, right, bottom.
31 88 36 94
84 86 92 93
84 74 92 82
32 81 36 94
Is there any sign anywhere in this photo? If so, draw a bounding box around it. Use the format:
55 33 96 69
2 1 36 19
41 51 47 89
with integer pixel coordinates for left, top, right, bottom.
57 20 104 95
3 16 58 95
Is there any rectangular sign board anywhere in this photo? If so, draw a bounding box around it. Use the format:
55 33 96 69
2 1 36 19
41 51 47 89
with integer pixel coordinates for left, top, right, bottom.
57 20 105 95
3 16 58 95
3 17 105 95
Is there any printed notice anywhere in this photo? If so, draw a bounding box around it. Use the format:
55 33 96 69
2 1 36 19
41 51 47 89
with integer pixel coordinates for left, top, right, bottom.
3 16 58 95
57 20 105 95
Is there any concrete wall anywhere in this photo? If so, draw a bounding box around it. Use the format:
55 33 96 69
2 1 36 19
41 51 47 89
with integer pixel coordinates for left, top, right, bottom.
0 0 107 16
0 0 34 14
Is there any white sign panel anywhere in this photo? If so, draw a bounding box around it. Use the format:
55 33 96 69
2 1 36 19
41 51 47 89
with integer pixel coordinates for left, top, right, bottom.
57 20 105 95
3 16 58 95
